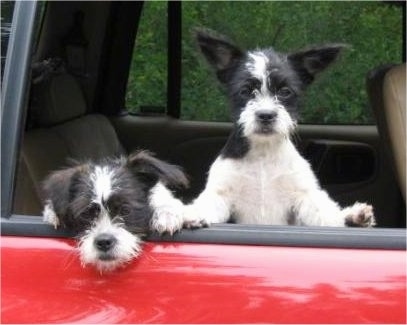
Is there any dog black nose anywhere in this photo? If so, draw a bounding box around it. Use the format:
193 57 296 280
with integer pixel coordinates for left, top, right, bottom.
94 233 117 252
256 110 277 123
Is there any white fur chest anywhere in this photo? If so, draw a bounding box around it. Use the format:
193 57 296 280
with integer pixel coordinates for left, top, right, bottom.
232 158 291 224
207 138 316 225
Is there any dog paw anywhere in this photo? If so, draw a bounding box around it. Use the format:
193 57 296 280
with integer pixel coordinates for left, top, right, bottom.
182 206 210 229
151 208 184 235
183 218 209 229
344 202 376 227
42 201 60 229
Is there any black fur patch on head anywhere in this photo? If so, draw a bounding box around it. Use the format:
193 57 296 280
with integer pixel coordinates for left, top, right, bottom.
226 51 305 124
41 163 92 230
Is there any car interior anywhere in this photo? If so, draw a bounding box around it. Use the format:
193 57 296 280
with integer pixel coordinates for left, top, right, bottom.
10 1 406 230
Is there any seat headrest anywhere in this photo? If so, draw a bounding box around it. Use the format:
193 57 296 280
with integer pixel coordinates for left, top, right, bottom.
384 63 406 109
32 73 87 127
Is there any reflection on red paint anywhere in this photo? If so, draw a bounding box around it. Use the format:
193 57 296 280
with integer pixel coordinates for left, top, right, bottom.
1 236 406 323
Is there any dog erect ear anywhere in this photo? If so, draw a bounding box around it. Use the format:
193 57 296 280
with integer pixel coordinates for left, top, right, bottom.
288 44 347 85
127 151 189 189
195 28 244 83
41 164 88 225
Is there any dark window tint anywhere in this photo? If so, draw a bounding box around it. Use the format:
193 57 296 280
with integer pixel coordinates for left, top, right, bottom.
1 1 15 82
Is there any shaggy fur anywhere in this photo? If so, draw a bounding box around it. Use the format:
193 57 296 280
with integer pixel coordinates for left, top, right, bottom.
158 28 375 232
42 150 187 272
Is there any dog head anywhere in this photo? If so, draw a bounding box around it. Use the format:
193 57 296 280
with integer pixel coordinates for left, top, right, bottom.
195 28 345 140
41 150 187 272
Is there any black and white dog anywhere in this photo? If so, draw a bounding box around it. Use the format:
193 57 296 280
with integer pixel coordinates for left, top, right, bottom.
173 29 375 229
42 151 187 272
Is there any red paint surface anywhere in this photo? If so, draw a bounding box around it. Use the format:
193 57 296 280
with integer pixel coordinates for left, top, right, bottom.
1 236 406 324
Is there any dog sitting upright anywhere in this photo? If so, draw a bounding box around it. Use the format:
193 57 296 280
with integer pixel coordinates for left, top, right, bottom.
42 150 187 272
175 29 375 229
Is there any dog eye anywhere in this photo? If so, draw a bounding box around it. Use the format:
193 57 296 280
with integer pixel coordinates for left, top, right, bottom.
239 78 261 98
277 87 293 99
76 203 100 224
119 205 131 216
240 86 257 98
239 86 253 98
86 203 101 217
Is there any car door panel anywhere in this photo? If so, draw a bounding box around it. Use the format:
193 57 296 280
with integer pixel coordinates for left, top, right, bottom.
1 235 406 324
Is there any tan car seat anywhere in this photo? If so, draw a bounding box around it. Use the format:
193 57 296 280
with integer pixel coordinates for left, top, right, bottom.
13 73 125 215
367 63 406 201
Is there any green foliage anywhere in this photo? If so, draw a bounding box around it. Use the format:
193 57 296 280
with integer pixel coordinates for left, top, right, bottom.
126 1 403 124
125 1 168 111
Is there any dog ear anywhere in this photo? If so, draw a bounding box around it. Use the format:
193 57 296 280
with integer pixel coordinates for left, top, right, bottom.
127 150 189 189
288 44 348 85
41 164 88 224
195 28 244 83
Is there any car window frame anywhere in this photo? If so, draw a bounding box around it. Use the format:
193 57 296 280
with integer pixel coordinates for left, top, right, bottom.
2 214 406 250
1 1 405 252
1 0 38 218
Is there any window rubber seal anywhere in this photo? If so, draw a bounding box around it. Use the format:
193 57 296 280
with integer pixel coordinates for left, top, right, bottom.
2 215 406 250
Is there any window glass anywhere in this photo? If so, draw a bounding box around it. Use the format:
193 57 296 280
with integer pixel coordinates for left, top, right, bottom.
1 0 15 82
124 2 402 124
125 1 168 115
180 1 403 124
1 1 45 86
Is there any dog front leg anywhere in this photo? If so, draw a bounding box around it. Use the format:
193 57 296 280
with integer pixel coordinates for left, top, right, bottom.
182 189 231 228
293 189 375 227
42 200 60 229
149 182 185 235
